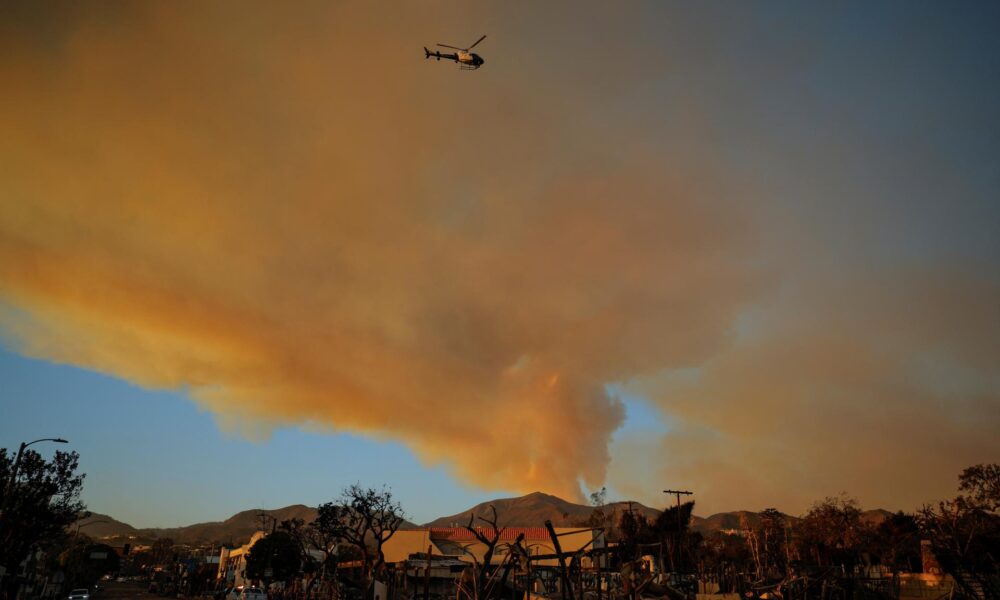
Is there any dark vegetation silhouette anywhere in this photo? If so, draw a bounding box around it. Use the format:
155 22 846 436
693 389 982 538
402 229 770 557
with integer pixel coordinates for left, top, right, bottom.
1 442 997 600
246 530 302 586
0 447 85 600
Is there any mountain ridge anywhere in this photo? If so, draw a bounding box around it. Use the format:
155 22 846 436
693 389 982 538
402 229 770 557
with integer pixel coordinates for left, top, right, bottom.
423 491 663 528
78 492 897 545
76 505 319 546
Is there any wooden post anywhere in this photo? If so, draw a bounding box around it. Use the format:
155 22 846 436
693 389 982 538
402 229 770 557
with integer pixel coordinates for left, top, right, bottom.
497 534 524 600
424 545 432 600
544 520 574 600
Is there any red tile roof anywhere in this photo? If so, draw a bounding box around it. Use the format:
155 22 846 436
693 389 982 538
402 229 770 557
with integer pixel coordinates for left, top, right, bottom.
429 527 556 541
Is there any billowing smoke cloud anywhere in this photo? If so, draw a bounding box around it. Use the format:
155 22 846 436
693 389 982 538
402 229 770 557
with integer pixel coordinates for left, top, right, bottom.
610 270 1000 514
2 2 997 511
0 3 753 500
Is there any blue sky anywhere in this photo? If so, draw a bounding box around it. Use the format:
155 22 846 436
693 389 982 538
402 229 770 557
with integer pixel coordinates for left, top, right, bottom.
0 346 665 526
0 345 502 526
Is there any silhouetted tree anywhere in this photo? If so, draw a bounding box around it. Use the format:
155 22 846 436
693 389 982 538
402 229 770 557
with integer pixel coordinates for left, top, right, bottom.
282 516 353 596
870 512 920 572
796 495 868 567
695 532 752 585
317 484 404 599
745 508 788 579
0 447 85 600
654 501 695 571
618 507 654 564
460 505 517 600
246 531 301 586
279 519 312 567
919 463 1000 592
582 487 615 533
958 463 1000 512
306 508 349 583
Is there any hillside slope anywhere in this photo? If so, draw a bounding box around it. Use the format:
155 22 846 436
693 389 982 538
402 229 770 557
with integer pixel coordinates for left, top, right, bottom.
80 496 899 545
424 491 662 528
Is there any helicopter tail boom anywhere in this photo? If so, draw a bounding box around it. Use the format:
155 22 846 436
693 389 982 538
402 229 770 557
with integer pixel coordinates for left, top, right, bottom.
424 47 458 63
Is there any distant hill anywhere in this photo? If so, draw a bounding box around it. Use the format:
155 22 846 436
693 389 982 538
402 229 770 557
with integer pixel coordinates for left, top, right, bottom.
690 510 800 534
429 494 897 536
423 491 661 528
74 512 141 539
689 508 895 535
140 505 319 545
79 494 900 546
76 505 319 546
693 510 766 533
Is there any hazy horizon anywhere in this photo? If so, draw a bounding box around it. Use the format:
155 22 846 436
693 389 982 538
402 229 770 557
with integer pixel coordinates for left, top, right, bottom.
82 489 909 532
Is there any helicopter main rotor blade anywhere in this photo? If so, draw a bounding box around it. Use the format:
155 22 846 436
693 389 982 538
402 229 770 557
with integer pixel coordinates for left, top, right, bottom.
468 35 487 49
437 43 464 50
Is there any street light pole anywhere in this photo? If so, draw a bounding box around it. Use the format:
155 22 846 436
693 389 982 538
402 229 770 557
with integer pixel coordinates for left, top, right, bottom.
5 438 70 500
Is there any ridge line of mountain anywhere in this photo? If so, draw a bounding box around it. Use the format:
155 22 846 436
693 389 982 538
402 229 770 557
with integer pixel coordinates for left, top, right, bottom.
75 491 896 545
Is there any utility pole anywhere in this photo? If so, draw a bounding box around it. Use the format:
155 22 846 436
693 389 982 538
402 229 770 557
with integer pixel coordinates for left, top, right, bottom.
662 490 692 573
662 490 692 529
256 510 273 534
252 509 275 587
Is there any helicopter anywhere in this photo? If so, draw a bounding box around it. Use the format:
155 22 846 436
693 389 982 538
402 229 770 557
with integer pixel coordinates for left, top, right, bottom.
424 35 487 70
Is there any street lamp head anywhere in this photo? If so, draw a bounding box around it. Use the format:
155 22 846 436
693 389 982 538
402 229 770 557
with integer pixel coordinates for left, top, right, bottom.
5 437 71 501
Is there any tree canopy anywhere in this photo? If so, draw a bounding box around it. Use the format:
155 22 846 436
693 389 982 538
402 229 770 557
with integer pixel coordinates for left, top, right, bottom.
797 495 866 568
0 447 86 599
314 484 405 599
919 463 1000 578
246 531 302 584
